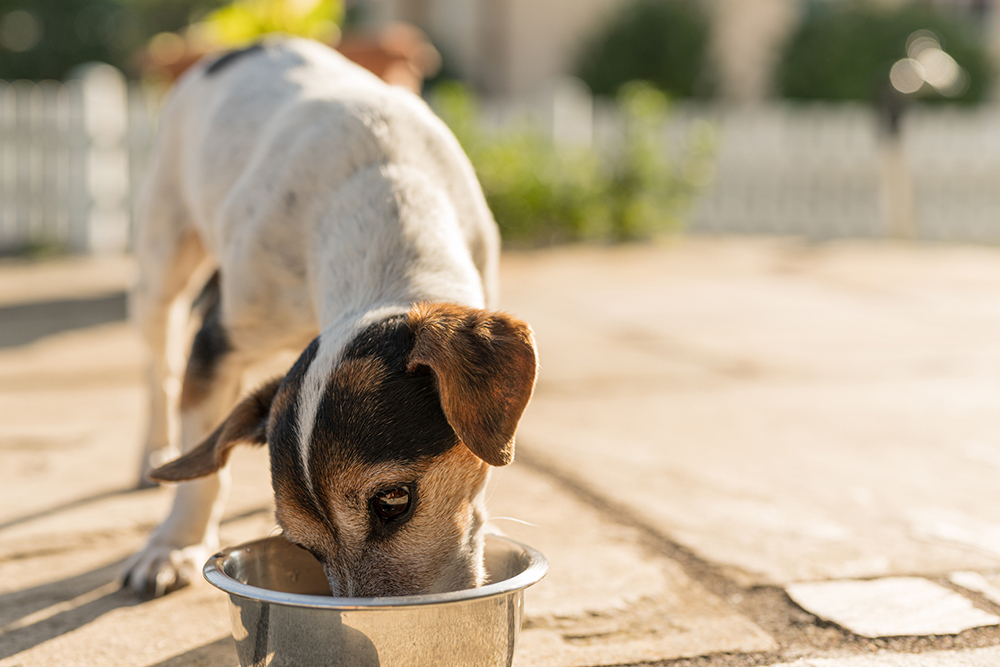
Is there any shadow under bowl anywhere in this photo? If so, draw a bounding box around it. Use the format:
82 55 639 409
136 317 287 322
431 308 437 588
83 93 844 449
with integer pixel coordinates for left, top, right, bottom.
204 533 548 667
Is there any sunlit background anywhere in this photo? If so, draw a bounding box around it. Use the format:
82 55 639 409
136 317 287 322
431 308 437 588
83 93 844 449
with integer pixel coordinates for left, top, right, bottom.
1 0 999 254
8 3 1000 664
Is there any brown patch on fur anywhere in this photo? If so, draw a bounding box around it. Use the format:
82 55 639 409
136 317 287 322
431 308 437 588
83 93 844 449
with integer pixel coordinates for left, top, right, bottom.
150 377 282 482
328 461 418 500
354 446 489 595
406 302 537 467
274 490 334 556
276 447 490 596
405 445 491 587
269 375 295 418
330 357 389 399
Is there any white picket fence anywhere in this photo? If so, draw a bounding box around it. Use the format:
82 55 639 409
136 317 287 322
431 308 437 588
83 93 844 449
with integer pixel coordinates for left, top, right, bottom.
681 103 1000 242
2 69 1000 253
0 64 160 255
478 89 1000 243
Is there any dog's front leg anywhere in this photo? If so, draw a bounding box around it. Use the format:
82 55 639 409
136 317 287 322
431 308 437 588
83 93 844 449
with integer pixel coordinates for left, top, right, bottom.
124 292 245 599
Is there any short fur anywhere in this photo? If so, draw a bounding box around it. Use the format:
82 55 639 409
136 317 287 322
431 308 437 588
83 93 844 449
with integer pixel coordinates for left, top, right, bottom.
123 37 537 599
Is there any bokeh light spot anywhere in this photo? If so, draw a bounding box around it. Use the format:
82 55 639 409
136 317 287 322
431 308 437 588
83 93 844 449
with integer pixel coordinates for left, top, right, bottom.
0 10 42 53
916 47 965 97
149 32 187 66
906 30 941 59
890 58 925 95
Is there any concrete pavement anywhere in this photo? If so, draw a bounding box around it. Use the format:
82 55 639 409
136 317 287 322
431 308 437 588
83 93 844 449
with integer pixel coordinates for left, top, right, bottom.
3 238 1000 666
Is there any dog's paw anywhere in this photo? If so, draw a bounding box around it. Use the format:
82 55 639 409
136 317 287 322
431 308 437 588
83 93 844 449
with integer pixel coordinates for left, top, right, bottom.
121 541 214 599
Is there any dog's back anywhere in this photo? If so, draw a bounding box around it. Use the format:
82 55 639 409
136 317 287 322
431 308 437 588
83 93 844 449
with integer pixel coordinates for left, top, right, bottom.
147 38 498 322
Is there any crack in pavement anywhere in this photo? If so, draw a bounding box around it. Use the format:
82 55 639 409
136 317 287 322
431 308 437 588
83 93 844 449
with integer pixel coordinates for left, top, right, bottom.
514 443 1000 666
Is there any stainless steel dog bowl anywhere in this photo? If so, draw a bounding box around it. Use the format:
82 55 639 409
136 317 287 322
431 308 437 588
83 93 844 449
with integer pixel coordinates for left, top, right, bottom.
204 534 547 667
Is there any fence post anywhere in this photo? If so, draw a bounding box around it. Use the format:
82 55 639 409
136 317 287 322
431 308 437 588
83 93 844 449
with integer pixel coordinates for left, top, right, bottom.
70 63 130 254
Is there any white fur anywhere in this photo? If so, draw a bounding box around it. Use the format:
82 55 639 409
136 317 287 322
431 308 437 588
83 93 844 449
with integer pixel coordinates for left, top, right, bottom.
125 37 499 596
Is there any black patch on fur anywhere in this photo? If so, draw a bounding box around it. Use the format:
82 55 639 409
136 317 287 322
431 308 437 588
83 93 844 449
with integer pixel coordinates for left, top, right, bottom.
182 272 230 406
191 270 220 316
310 316 458 473
267 338 329 526
205 43 265 76
188 274 233 370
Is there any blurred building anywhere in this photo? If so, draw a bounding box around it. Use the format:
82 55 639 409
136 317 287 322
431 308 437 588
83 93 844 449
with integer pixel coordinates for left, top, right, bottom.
362 0 629 96
362 0 999 101
706 0 797 103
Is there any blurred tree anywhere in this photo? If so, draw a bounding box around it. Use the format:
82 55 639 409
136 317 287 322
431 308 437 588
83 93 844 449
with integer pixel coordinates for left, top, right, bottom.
575 0 712 99
0 0 227 80
779 2 992 104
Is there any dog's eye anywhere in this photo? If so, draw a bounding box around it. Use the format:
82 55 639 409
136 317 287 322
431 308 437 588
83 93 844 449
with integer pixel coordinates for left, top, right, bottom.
372 486 411 521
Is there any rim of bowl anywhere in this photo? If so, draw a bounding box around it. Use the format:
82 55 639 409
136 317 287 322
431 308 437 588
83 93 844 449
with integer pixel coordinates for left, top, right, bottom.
203 533 548 610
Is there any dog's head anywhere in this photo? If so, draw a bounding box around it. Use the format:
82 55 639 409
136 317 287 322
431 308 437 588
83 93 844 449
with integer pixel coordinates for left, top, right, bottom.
149 302 537 597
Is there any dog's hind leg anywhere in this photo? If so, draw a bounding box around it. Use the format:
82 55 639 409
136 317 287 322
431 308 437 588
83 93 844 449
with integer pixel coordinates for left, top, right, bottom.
132 228 212 489
124 275 249 598
128 91 221 485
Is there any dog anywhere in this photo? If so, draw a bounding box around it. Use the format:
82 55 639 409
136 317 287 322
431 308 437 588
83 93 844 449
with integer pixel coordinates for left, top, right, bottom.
122 37 537 599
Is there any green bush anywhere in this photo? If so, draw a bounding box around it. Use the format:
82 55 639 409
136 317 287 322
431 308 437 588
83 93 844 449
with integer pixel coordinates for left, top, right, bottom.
779 3 991 103
433 82 715 246
575 0 711 99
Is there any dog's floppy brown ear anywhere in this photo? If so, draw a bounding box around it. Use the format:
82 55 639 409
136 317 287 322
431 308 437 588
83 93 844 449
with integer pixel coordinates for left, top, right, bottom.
148 378 283 482
407 302 537 467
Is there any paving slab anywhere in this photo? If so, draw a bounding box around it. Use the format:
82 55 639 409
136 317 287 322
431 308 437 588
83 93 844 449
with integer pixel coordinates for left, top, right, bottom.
0 255 133 307
0 252 775 666
949 571 1000 607
0 321 278 667
7 239 1000 666
0 515 268 667
500 239 1000 585
489 465 776 666
784 577 1000 638
771 646 1000 666
0 324 273 543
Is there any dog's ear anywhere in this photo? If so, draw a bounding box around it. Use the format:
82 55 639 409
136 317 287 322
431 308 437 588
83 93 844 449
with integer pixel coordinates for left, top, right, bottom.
148 378 283 482
407 303 537 467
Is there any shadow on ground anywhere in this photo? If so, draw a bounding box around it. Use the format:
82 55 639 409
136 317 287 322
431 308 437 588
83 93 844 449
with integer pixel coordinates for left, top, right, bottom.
0 292 126 348
145 637 239 667
0 487 139 533
0 558 137 661
0 480 270 664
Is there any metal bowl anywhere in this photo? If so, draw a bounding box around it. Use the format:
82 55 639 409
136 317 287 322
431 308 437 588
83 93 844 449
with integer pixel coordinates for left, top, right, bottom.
204 534 548 667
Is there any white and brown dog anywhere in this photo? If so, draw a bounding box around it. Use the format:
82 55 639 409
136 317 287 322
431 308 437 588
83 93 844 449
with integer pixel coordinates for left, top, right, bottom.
122 37 537 599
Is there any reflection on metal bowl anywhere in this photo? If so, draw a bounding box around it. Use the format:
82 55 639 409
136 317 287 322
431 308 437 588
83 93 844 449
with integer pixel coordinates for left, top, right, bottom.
204 533 548 667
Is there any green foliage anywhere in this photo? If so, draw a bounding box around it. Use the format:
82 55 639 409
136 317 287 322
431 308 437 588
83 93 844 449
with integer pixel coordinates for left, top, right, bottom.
433 82 715 246
575 0 711 99
1 0 133 80
0 0 343 80
0 0 227 80
779 2 992 103
200 0 342 47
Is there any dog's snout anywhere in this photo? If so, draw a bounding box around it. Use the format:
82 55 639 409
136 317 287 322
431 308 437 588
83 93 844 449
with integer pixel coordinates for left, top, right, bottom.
322 563 346 597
